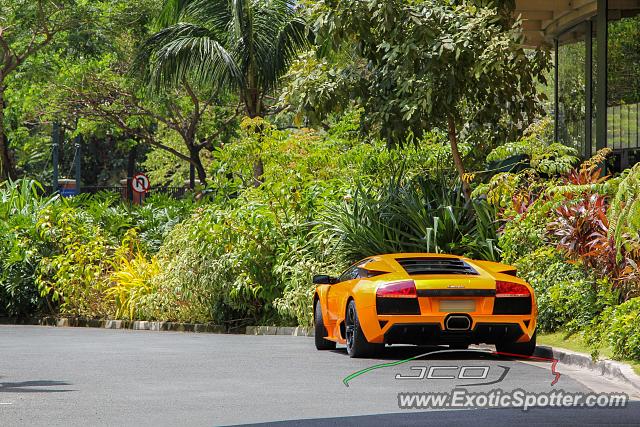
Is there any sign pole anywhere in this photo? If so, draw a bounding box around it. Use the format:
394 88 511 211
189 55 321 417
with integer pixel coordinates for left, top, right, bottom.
52 123 60 194
74 135 82 194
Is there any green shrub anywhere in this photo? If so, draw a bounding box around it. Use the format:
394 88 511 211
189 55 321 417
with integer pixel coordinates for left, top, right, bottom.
36 206 116 318
498 196 558 264
0 180 57 317
67 192 195 253
0 223 45 317
608 163 640 258
64 192 134 242
140 200 283 324
209 113 461 203
127 194 195 253
587 297 640 360
272 235 340 327
106 231 161 320
514 247 617 333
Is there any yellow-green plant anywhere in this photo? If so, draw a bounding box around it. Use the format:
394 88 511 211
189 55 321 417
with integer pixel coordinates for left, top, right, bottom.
107 232 160 320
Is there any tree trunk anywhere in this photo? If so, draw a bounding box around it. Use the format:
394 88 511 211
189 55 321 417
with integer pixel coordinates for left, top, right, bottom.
189 147 207 186
252 157 264 187
244 71 265 187
447 115 472 202
126 145 137 203
0 85 16 181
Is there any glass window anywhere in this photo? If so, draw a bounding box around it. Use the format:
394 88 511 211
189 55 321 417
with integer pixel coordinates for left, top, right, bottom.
338 263 362 282
557 24 588 155
338 259 374 282
337 266 357 283
607 10 640 153
591 22 597 157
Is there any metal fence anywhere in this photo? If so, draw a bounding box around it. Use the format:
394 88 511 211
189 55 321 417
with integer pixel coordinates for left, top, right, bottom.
81 186 188 199
608 102 640 150
45 185 189 200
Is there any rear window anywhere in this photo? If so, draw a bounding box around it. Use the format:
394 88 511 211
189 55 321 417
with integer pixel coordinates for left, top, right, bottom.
396 257 478 275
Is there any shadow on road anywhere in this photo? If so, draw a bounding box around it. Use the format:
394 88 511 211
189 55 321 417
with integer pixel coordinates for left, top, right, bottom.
239 402 640 427
0 378 74 393
331 345 525 361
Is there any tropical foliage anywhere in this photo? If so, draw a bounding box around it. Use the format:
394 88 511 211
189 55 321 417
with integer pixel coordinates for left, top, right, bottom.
1 0 640 367
291 0 550 198
485 119 579 176
136 0 310 183
487 144 640 360
318 173 499 263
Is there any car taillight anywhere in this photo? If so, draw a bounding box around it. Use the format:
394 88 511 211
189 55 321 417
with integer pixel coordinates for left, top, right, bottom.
495 281 530 298
376 280 417 298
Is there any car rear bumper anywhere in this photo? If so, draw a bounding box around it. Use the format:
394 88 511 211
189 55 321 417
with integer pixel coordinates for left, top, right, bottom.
366 313 535 345
382 322 524 345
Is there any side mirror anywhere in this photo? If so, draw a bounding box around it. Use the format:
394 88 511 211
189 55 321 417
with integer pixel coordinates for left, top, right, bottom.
313 274 337 285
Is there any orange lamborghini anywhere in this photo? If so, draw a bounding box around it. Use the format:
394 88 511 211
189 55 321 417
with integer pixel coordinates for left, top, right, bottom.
313 253 537 358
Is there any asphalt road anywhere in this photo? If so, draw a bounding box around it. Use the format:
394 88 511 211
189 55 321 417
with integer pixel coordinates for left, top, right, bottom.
1 325 639 426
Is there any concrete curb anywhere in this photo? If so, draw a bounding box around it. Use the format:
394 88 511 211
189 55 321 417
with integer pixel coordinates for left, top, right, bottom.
245 326 313 336
2 316 228 334
534 345 640 391
0 317 301 336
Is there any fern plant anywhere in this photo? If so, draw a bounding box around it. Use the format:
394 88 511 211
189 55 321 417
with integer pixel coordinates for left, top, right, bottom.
608 163 640 260
486 118 579 176
545 148 615 197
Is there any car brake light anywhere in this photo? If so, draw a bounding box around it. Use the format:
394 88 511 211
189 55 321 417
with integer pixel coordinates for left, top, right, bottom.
376 280 417 298
495 281 530 298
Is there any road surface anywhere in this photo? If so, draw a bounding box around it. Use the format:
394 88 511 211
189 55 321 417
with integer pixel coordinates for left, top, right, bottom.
0 325 638 426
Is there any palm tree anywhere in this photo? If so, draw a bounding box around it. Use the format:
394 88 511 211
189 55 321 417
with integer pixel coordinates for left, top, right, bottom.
136 0 309 185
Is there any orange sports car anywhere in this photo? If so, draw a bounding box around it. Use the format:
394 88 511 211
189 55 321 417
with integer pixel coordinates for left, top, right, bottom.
313 253 537 358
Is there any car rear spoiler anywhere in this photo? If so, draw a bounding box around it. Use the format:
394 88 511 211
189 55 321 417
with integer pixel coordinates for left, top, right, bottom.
469 260 518 276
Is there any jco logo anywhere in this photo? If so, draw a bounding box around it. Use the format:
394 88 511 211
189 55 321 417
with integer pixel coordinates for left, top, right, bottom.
395 365 509 386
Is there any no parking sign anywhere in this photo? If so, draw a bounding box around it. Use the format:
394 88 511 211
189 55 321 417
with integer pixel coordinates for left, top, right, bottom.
131 173 150 194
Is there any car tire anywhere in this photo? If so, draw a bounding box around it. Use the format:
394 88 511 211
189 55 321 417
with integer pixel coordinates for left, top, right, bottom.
345 300 384 358
314 301 336 350
496 331 537 357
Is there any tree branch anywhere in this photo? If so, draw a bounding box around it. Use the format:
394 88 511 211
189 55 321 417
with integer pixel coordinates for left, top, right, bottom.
77 103 193 164
195 110 240 150
182 79 200 116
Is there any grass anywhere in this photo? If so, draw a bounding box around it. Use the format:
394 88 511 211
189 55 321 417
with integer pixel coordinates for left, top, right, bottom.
538 331 640 376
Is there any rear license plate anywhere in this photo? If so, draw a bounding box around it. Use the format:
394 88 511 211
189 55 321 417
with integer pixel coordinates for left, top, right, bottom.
439 300 475 312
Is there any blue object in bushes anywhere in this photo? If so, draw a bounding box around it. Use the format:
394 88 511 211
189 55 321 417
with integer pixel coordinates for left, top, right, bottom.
60 188 78 197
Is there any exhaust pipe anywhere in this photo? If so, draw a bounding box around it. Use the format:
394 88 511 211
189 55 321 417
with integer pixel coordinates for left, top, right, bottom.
445 315 471 331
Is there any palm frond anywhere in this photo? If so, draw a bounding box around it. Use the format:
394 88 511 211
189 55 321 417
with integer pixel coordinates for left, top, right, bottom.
267 17 310 91
181 0 232 32
139 0 309 101
157 0 192 26
249 0 309 91
230 0 247 42
135 23 241 91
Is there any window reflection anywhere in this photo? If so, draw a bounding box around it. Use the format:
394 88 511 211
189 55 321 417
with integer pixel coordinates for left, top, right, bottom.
607 12 640 152
557 25 587 155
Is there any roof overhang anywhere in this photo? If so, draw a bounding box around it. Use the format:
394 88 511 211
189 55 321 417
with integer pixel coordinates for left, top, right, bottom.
515 0 640 47
514 0 598 47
